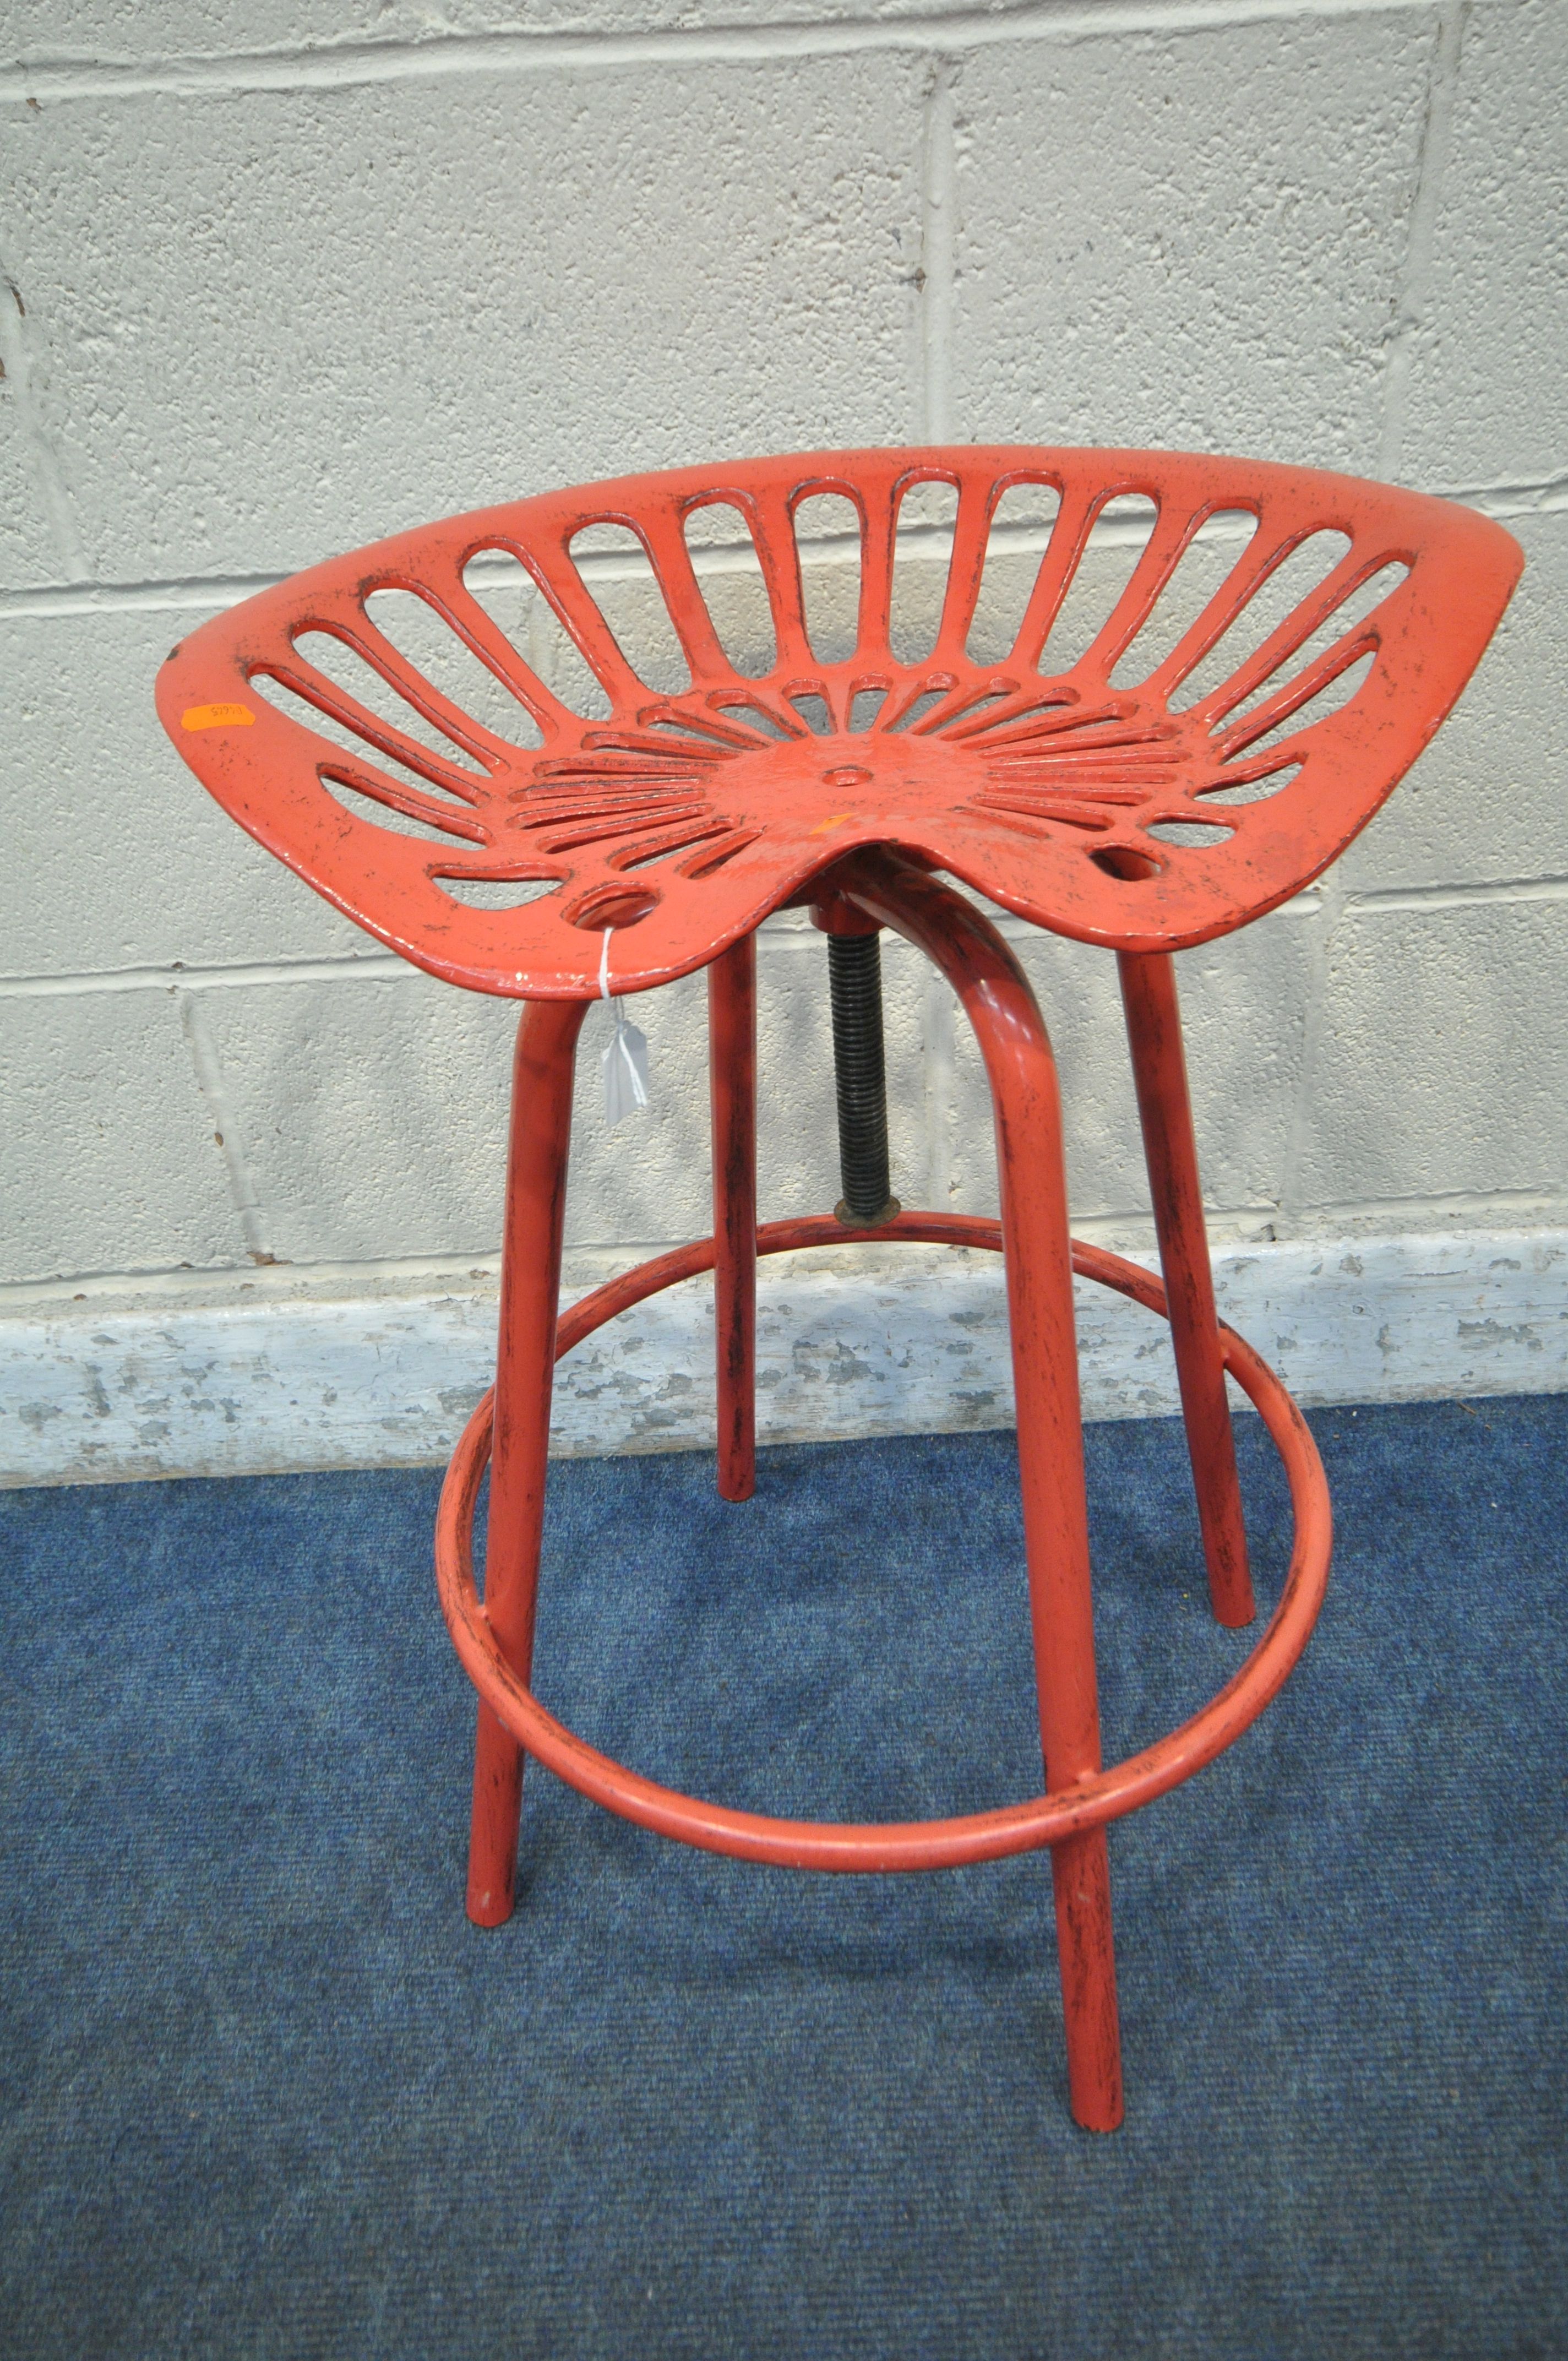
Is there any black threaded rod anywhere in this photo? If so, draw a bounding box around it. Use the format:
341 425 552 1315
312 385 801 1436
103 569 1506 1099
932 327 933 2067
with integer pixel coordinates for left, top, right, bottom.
827 930 900 1227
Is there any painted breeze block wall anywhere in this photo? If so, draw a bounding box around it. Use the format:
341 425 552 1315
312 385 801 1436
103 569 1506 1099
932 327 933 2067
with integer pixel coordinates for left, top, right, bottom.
2 0 1565 1483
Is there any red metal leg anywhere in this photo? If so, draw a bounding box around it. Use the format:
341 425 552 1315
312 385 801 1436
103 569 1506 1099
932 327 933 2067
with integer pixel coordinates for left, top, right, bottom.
466 995 589 1927
709 934 758 1503
843 852 1123 2132
1118 951 1256 1630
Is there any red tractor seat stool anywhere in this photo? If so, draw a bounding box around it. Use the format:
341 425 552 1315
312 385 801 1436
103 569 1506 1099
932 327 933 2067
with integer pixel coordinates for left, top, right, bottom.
157 447 1521 2131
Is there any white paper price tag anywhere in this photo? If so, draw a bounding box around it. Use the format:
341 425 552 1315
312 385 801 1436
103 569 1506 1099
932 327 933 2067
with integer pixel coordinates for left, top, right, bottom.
598 929 651 1128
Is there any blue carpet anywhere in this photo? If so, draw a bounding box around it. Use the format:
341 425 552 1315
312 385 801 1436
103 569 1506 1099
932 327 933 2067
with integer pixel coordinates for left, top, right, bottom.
1 1397 1564 2359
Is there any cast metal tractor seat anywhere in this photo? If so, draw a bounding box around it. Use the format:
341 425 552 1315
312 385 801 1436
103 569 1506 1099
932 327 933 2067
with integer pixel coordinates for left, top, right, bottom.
157 447 1517 996
156 447 1521 2131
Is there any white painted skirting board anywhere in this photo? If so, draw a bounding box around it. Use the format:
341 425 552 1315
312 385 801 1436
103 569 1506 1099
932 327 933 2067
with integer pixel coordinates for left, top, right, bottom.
3 1230 1566 1488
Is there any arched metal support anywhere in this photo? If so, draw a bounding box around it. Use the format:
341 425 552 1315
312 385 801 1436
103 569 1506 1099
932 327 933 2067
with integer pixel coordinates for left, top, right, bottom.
453 857 1334 2135
840 851 1120 2128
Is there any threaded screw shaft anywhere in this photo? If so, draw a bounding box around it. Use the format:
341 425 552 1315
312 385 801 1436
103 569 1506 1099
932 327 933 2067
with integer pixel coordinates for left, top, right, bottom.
827 930 899 1226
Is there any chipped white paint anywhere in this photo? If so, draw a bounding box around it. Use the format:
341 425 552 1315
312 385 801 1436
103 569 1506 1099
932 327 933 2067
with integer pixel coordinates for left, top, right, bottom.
4 1231 1564 1488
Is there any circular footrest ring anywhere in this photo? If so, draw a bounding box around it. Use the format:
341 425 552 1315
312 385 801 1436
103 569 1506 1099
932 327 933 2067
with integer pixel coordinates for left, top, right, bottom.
435 1215 1332 1873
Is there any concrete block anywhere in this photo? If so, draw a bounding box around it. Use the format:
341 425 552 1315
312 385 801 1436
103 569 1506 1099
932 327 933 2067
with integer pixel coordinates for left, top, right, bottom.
0 254 74 585
0 605 363 975
9 0 966 63
194 970 516 1264
0 51 923 588
0 987 246 1283
0 428 61 588
188 924 933 1274
1339 507 1568 894
1300 897 1568 1211
942 910 1314 1232
1399 0 1568 487
1169 916 1316 1218
950 14 1432 471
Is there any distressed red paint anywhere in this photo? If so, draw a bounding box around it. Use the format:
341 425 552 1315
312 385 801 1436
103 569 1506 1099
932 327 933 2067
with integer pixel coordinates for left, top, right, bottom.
157 447 1521 995
155 447 1521 2133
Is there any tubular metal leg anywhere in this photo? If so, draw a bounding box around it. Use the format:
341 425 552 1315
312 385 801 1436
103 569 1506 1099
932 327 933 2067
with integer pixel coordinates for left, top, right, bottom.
466 996 588 1927
1118 950 1255 1630
845 852 1124 2133
709 936 758 1503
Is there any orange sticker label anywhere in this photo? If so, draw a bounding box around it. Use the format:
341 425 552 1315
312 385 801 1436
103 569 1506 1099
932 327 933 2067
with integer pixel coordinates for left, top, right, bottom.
182 702 255 731
809 812 852 836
